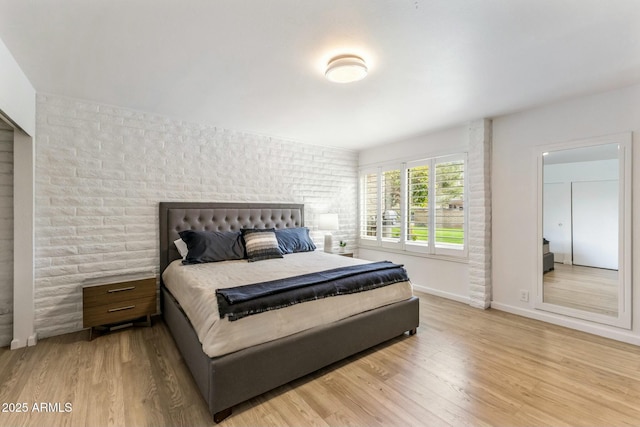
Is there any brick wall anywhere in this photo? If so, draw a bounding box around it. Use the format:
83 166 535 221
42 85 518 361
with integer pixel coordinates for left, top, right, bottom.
467 119 492 308
35 94 358 338
0 121 13 346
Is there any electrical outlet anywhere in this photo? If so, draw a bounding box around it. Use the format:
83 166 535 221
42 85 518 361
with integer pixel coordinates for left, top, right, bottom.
519 290 529 302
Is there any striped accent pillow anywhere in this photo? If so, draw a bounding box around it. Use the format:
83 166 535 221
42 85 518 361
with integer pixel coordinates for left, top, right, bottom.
241 228 283 262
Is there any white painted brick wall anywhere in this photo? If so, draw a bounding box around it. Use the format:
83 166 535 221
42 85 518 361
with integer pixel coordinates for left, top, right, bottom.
0 121 13 346
467 119 492 308
35 94 358 338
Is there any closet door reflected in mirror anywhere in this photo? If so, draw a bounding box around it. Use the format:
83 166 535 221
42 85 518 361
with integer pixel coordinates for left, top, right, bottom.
537 134 631 329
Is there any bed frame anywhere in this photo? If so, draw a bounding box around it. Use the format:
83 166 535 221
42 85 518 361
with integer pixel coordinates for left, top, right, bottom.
159 202 419 422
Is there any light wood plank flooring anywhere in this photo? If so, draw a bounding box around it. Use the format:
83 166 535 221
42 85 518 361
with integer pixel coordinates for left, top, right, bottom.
544 263 618 316
1 292 640 427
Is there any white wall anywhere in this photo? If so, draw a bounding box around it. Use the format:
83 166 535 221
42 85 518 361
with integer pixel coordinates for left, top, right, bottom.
358 125 471 302
492 83 640 344
34 94 358 338
0 37 36 136
0 35 36 349
0 121 13 346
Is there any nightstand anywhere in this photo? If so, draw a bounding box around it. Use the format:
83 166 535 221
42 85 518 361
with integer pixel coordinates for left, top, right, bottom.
82 276 157 340
337 252 354 258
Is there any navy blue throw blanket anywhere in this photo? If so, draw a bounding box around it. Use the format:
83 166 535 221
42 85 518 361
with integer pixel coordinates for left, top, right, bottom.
216 261 409 321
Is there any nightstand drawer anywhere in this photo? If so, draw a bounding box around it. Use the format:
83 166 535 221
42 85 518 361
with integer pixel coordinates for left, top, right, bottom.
82 276 157 332
83 277 156 307
83 296 156 328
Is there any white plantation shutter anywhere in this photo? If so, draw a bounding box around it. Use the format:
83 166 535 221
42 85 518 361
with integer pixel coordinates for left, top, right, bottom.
406 164 429 245
360 172 377 239
359 154 466 257
434 159 465 247
381 169 401 242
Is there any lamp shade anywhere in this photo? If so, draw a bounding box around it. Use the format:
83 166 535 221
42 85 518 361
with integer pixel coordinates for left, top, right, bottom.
317 213 339 231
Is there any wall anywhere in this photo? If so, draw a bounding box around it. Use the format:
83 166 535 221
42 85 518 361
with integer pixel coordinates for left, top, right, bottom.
0 34 36 349
358 125 471 302
492 82 640 344
0 121 13 346
34 94 358 338
0 37 36 136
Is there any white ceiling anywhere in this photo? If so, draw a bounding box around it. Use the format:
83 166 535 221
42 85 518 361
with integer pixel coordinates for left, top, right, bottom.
0 0 639 150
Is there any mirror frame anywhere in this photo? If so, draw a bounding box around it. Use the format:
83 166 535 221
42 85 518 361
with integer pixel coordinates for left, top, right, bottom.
535 132 632 329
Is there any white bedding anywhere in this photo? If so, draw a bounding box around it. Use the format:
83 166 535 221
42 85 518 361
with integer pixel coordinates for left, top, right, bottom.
162 251 413 357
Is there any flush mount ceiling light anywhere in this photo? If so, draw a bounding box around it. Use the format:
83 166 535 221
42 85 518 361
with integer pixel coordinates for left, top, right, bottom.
325 54 368 83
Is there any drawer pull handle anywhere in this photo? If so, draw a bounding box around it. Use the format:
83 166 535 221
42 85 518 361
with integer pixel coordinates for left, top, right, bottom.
108 305 135 313
107 286 135 293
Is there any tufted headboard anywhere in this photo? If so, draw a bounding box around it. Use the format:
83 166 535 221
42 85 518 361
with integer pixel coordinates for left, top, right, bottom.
159 202 304 279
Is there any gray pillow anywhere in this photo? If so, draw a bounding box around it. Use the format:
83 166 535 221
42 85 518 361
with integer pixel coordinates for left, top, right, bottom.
241 228 283 262
179 230 246 264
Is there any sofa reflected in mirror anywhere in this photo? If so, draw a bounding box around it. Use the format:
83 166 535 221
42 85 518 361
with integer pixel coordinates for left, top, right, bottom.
542 239 554 274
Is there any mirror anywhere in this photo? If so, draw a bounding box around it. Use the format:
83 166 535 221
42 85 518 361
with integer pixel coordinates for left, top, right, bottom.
536 134 631 329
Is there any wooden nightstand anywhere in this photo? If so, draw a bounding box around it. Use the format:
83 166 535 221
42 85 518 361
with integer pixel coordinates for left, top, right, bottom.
82 276 157 340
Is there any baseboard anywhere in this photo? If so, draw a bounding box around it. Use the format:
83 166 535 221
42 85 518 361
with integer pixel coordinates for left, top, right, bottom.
27 333 37 347
9 333 38 350
10 338 24 350
412 284 470 304
491 301 640 346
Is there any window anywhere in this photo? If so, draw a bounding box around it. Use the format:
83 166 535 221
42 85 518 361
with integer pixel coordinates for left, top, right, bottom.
407 164 429 245
381 169 401 242
360 171 377 239
359 154 466 257
434 159 464 247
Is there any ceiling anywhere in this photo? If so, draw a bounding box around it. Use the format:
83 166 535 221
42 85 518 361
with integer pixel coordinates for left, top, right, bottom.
0 0 639 150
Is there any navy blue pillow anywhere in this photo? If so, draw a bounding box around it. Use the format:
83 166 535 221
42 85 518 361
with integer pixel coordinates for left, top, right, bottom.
275 227 316 254
179 230 246 264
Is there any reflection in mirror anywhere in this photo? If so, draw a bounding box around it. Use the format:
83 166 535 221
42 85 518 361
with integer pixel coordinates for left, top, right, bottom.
537 135 631 330
542 143 619 316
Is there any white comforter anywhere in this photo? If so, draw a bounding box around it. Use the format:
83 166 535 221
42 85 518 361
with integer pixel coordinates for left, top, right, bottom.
162 251 413 357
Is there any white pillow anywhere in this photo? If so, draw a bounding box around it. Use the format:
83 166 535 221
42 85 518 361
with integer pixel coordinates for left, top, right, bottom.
174 238 189 259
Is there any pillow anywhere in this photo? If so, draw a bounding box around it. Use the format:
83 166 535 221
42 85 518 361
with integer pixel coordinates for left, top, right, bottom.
241 228 283 262
178 230 246 264
174 238 189 259
275 227 316 254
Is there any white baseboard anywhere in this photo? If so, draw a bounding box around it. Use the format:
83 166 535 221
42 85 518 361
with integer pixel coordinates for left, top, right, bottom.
10 338 24 350
491 301 640 346
27 333 37 347
9 333 38 350
412 283 470 304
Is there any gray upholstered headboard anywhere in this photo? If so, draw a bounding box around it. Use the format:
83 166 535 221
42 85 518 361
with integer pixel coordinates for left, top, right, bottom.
158 202 304 279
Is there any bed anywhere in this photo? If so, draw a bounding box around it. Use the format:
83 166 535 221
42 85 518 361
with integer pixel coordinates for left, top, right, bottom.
159 202 419 422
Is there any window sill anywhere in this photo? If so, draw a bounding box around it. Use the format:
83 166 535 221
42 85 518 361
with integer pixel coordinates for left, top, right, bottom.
356 244 469 264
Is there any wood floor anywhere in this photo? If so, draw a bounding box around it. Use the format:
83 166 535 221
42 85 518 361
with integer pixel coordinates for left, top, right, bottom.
1 291 640 427
544 263 618 316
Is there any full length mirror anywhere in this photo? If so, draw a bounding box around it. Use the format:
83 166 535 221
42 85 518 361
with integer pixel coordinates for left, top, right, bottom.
536 134 631 329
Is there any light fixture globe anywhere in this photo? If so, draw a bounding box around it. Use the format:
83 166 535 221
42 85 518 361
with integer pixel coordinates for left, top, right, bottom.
325 55 368 83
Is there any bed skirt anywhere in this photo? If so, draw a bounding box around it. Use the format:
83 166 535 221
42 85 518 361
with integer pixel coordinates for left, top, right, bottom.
162 286 419 421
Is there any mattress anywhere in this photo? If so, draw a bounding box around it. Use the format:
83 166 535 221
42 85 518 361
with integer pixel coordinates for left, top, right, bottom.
162 251 413 357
